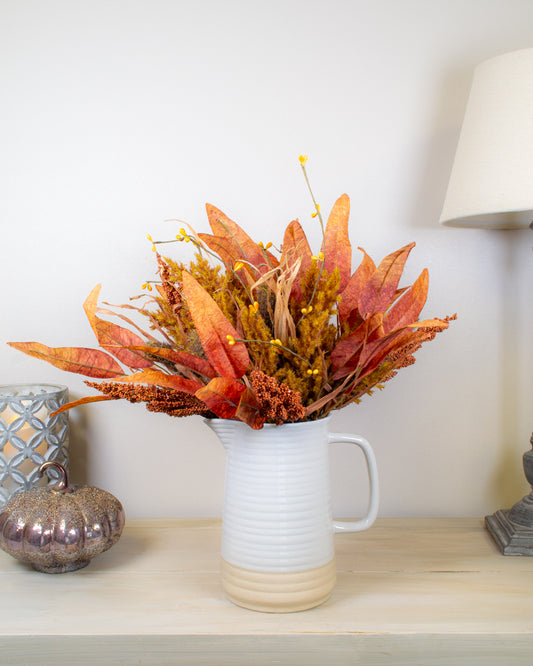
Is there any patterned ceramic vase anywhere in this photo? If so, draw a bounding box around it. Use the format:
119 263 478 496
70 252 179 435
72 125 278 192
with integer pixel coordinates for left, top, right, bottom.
206 417 379 612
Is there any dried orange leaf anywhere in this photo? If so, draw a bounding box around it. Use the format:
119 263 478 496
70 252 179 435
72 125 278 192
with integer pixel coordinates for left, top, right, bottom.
96 306 158 342
7 342 124 378
404 317 452 330
322 194 351 290
330 313 384 376
181 270 249 379
195 377 246 419
332 329 407 381
114 369 202 393
234 387 265 429
205 204 267 273
198 233 241 271
127 345 217 379
281 219 312 299
358 242 415 318
281 219 312 270
338 248 376 322
332 317 451 381
383 269 429 333
51 395 118 416
84 285 152 369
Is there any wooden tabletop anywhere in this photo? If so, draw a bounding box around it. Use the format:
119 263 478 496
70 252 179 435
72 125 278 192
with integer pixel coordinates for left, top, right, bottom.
1 518 532 665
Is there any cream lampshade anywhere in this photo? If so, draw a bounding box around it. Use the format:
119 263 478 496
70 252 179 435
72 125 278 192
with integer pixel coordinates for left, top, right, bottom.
440 47 533 229
440 47 533 555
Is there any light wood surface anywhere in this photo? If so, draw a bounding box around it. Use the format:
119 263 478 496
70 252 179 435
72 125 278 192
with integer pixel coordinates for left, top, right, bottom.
1 518 532 664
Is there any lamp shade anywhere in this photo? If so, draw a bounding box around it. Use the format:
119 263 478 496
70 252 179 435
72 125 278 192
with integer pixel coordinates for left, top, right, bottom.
440 48 533 229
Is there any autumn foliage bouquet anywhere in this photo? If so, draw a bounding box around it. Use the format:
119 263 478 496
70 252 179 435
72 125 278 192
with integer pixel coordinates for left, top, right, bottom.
9 158 454 429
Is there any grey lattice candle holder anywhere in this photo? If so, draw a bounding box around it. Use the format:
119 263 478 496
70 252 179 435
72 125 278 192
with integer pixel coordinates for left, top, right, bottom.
0 384 69 507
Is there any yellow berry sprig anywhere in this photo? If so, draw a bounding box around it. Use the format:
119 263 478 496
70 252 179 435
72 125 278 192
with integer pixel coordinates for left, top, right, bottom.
299 155 324 234
226 334 320 378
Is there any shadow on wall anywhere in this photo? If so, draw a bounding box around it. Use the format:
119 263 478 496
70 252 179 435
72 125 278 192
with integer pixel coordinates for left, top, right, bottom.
493 234 532 509
409 60 531 510
408 67 474 231
67 400 90 486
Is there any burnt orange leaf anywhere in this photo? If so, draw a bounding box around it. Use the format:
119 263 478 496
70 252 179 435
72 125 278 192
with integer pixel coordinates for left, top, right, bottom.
383 269 429 334
181 270 249 379
96 306 158 342
198 233 241 271
332 317 450 381
198 232 268 286
330 313 384 376
281 219 312 270
114 369 203 393
358 242 416 318
155 284 168 300
127 345 217 379
351 323 436 384
234 387 265 429
404 317 452 331
322 194 351 290
205 204 267 273
343 331 413 382
281 219 312 299
332 328 409 381
338 248 376 322
7 342 124 379
84 285 152 369
51 394 118 416
195 377 246 419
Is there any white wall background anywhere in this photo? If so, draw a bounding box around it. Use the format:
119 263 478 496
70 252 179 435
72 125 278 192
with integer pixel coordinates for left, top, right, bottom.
2 0 533 519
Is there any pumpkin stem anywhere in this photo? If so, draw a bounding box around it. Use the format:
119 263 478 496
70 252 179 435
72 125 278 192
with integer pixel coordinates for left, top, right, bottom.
39 461 69 491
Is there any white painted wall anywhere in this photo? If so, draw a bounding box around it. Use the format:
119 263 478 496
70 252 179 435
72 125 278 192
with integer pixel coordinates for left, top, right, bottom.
2 0 533 518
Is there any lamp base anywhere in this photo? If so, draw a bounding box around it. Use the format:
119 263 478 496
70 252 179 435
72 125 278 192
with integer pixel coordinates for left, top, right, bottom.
485 509 533 556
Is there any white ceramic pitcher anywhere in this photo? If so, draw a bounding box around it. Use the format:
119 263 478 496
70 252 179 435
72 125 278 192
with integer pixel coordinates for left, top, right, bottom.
206 416 379 612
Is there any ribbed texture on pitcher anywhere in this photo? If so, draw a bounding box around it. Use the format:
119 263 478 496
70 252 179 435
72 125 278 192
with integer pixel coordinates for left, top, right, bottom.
208 418 335 573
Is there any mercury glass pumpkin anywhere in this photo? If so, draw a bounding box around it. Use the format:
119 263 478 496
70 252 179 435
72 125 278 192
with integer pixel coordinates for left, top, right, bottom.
0 461 125 573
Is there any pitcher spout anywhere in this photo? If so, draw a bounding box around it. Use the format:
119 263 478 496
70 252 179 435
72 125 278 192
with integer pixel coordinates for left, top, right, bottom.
204 418 236 451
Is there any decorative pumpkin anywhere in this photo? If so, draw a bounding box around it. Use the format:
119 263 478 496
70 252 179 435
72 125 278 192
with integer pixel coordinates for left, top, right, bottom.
0 461 125 573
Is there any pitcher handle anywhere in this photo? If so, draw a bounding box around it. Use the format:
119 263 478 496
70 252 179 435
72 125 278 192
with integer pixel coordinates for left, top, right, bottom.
329 432 379 533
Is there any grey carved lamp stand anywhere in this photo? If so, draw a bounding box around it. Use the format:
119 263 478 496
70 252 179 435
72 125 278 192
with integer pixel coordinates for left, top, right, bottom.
485 442 533 555
439 48 533 554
